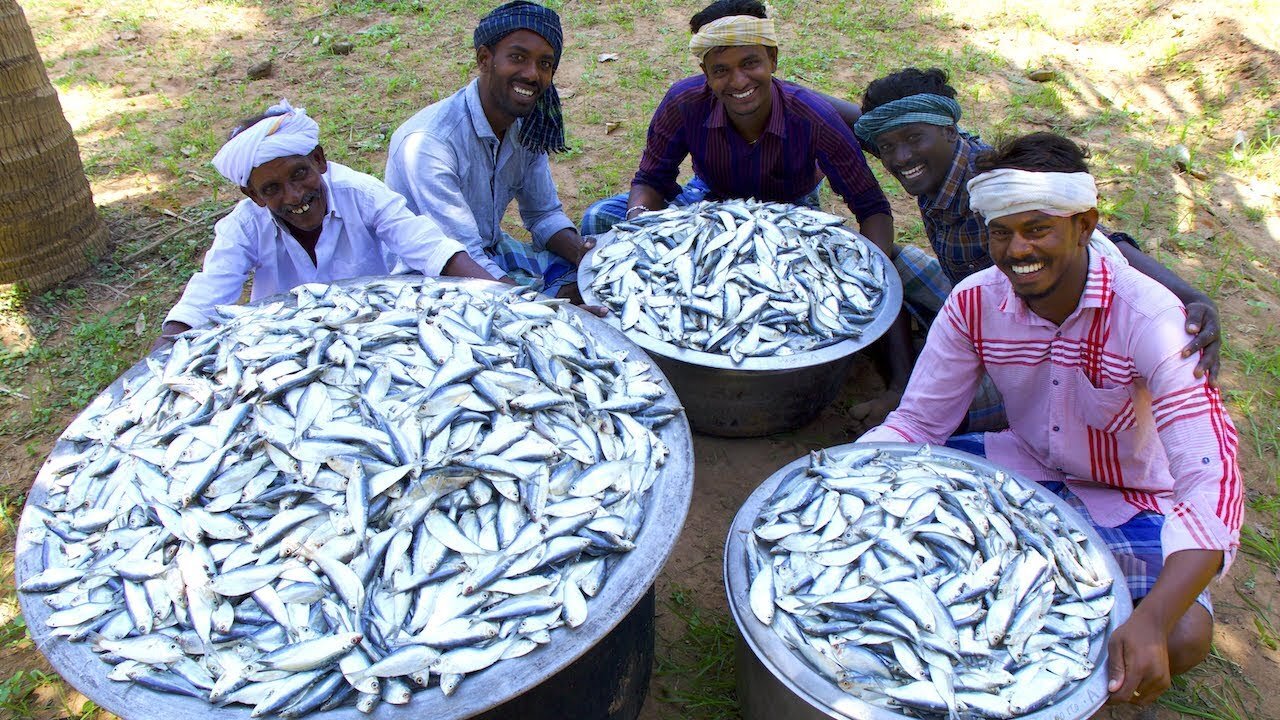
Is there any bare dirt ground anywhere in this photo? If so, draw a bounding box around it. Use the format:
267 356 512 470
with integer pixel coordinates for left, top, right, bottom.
3 1 1279 719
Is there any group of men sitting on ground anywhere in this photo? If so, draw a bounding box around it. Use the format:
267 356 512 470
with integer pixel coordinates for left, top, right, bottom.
155 0 1240 709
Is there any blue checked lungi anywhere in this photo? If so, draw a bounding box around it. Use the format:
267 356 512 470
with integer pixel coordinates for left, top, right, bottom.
491 232 576 296
579 176 822 236
897 246 1006 432
893 244 953 325
944 432 1213 615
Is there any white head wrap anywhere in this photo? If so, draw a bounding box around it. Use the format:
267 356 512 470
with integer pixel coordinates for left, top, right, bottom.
689 15 779 62
966 168 1098 224
968 168 1129 266
211 99 320 188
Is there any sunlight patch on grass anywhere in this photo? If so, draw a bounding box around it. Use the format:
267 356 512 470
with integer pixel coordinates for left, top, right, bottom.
28 0 264 64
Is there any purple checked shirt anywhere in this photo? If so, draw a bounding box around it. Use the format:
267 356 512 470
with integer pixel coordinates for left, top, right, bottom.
632 76 891 222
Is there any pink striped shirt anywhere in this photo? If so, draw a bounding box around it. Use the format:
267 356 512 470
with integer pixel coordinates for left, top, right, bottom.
861 251 1242 569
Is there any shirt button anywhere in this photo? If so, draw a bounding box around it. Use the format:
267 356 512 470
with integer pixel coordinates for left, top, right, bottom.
1053 425 1060 432
1055 466 1063 472
1202 457 1211 465
1052 379 1059 386
1055 331 1063 337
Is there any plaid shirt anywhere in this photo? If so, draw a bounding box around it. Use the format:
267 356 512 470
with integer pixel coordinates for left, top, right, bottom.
863 251 1243 570
919 134 994 283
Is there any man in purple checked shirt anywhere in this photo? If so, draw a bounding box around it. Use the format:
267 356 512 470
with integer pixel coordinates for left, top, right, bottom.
580 0 914 392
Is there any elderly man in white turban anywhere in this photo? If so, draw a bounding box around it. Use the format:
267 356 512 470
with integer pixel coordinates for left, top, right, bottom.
155 100 493 347
861 132 1241 711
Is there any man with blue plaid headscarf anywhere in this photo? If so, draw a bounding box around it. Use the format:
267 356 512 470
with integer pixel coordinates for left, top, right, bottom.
387 1 599 306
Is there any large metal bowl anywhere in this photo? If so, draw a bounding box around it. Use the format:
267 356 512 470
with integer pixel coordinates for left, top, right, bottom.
579 227 902 438
15 276 695 720
724 442 1134 720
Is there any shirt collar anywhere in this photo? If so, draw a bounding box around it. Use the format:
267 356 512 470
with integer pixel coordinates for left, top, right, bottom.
920 134 978 215
998 248 1114 320
464 78 509 143
705 78 788 139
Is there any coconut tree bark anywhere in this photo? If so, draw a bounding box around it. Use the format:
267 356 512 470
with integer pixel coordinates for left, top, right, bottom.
0 0 108 291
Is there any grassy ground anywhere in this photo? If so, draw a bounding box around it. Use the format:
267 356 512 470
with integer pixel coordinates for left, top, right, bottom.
2 0 1279 718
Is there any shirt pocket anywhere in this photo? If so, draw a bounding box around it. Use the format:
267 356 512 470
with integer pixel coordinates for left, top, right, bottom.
1071 368 1135 433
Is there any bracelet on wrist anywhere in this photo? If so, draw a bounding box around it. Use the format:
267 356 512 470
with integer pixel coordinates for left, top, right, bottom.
625 204 650 220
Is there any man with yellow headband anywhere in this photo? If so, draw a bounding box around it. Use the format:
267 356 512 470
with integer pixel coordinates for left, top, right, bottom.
581 0 914 392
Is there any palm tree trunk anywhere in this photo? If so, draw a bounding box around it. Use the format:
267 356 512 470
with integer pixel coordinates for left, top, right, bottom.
0 0 109 292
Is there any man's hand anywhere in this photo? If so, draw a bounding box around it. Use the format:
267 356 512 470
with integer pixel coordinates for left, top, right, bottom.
547 229 595 267
554 283 608 317
1107 611 1172 706
573 235 596 266
1182 299 1221 386
442 251 500 282
150 320 192 354
149 335 176 354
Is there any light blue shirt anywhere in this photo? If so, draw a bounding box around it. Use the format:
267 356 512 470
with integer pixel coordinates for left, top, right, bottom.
385 79 575 280
166 162 464 328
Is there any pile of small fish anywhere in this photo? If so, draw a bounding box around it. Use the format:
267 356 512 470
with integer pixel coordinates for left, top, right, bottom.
19 279 680 716
588 200 890 363
746 446 1115 719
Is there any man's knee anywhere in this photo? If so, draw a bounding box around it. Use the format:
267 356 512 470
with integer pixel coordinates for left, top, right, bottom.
1167 602 1213 676
580 195 628 236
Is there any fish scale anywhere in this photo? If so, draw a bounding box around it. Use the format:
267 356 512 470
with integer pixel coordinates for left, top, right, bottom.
588 199 889 363
747 446 1117 719
21 280 679 714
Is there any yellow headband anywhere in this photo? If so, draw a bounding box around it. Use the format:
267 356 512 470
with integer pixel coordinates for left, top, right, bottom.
689 15 779 62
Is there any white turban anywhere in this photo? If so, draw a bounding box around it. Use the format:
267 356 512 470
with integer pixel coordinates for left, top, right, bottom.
967 168 1129 266
966 168 1097 224
689 15 779 62
210 99 320 188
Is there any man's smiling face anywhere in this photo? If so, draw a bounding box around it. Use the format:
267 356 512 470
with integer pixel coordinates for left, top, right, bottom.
701 45 777 123
243 146 328 232
477 29 556 129
987 207 1096 320
870 122 959 198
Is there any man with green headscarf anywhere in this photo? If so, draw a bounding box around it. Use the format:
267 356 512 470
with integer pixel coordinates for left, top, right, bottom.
854 68 1223 431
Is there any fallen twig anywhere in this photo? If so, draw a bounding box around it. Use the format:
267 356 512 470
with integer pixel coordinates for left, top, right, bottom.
119 207 230 266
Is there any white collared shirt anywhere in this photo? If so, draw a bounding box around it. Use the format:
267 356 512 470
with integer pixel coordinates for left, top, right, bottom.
166 162 465 328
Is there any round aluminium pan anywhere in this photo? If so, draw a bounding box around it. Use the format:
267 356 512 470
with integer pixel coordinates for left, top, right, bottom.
15 276 695 720
724 442 1134 720
579 227 903 437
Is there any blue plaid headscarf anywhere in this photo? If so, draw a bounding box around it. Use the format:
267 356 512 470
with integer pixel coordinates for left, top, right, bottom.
474 1 568 155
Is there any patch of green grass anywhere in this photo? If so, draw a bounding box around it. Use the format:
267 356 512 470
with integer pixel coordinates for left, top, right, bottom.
0 286 175 438
654 585 738 720
1010 82 1066 117
1236 580 1280 650
0 670 58 718
1240 525 1280 572
1242 205 1267 222
1159 648 1260 720
0 615 28 649
356 21 401 45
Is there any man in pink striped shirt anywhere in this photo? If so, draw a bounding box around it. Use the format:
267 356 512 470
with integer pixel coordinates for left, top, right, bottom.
860 132 1242 708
